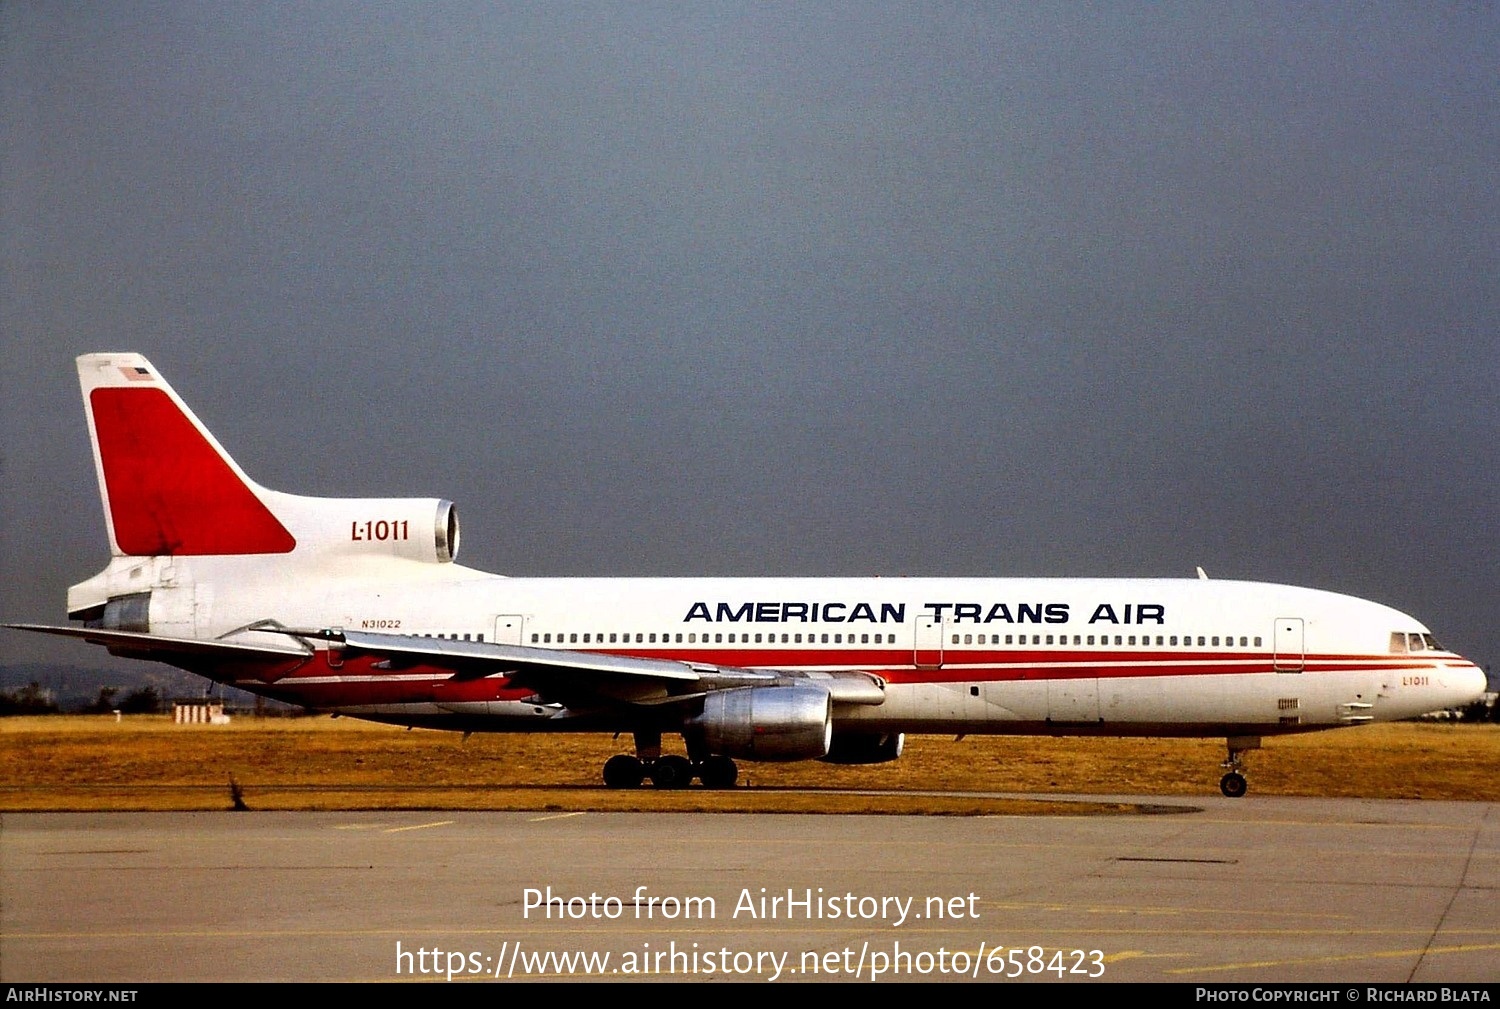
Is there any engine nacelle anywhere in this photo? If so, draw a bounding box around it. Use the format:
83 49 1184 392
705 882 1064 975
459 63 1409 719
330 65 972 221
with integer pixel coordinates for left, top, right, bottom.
691 686 832 762
821 731 905 765
265 494 461 564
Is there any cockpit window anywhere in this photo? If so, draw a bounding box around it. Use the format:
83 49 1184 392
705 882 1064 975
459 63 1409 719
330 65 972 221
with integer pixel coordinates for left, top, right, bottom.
1392 630 1446 653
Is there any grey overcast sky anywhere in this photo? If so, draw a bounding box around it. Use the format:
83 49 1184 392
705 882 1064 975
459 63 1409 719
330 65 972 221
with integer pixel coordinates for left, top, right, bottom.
2 6 1497 682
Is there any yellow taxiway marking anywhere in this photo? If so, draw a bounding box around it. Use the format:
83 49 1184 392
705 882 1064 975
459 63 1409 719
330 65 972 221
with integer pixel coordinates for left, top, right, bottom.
528 811 587 823
1169 942 1500 973
982 900 1355 921
1105 951 1186 963
382 820 455 833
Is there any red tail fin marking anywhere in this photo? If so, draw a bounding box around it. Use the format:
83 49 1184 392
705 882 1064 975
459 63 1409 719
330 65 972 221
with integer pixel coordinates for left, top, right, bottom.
90 387 296 555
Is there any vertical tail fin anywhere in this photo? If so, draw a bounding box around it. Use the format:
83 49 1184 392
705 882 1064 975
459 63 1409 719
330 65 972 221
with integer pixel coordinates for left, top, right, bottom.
78 353 296 556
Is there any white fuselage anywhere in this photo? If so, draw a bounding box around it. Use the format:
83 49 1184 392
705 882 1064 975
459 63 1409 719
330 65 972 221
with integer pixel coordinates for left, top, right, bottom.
119 553 1484 736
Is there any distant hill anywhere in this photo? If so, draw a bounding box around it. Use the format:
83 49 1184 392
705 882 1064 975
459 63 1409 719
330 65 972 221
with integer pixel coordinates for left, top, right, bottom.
0 663 295 711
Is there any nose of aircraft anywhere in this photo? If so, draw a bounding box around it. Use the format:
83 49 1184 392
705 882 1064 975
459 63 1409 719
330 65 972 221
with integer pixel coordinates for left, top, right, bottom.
1443 660 1490 707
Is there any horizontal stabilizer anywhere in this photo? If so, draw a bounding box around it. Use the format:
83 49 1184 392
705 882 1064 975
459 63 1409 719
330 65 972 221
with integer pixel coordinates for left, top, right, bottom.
5 623 312 660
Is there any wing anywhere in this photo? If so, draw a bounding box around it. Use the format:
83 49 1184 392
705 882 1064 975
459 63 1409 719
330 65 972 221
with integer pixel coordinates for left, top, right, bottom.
323 629 888 710
6 623 887 711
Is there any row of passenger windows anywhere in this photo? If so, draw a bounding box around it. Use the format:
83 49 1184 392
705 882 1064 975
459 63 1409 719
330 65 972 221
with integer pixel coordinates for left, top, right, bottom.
358 626 1437 658
421 630 1441 653
532 631 894 645
951 633 1263 647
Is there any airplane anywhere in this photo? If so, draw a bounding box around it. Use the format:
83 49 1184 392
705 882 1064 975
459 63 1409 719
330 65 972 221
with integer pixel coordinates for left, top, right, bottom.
7 353 1488 798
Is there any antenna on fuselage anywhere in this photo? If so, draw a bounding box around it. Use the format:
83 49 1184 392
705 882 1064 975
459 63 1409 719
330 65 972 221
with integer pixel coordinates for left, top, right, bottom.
1196 566 1209 580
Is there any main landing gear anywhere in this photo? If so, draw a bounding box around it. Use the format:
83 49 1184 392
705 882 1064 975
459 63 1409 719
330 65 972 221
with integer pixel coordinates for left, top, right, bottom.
1219 735 1261 798
601 732 739 789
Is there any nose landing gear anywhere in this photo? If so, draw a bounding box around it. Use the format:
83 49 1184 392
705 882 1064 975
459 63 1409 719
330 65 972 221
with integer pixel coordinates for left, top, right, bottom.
1219 735 1260 798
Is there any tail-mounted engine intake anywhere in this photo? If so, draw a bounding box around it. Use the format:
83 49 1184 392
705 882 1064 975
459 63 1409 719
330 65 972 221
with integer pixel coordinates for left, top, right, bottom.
280 496 460 564
690 685 833 762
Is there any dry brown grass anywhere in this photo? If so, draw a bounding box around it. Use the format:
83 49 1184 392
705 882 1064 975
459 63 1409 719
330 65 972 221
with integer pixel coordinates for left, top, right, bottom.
1 715 1494 813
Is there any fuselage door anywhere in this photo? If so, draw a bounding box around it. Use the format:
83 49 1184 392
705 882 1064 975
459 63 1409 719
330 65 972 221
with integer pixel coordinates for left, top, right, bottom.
1274 617 1304 672
493 615 525 646
914 614 944 669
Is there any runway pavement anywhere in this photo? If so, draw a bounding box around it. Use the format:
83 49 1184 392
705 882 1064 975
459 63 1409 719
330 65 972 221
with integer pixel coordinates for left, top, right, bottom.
2 793 1496 983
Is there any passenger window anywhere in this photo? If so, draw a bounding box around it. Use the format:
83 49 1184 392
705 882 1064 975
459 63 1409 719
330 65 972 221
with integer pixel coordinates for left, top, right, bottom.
821 634 829 643
715 633 723 643
569 633 577 643
1128 636 1136 646
862 633 869 644
964 634 972 645
530 633 538 643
